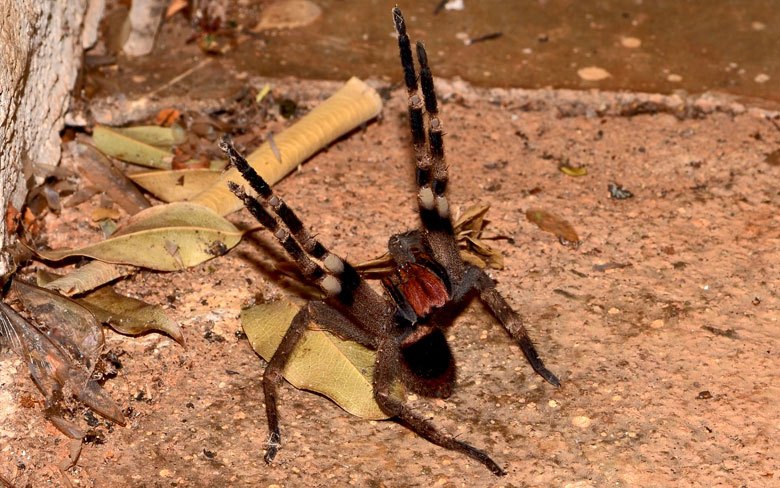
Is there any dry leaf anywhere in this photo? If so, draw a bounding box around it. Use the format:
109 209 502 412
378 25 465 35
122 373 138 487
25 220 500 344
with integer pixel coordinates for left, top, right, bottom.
92 125 174 169
253 0 322 31
357 203 506 274
129 169 222 202
69 138 152 215
40 262 135 296
37 202 243 271
558 163 588 177
13 281 104 370
91 207 121 221
0 301 126 433
463 236 504 269
110 125 186 147
78 286 184 346
525 208 580 245
459 251 487 268
454 203 490 236
242 300 401 420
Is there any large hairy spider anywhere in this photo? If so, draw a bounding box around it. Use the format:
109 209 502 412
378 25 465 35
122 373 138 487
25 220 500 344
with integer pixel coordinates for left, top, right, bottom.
221 7 560 476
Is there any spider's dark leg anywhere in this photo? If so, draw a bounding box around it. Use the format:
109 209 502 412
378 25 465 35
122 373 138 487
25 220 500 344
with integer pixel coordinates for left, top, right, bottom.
222 137 387 327
309 301 379 348
452 266 560 387
262 301 379 463
373 339 507 476
262 306 310 463
393 8 464 279
229 182 332 290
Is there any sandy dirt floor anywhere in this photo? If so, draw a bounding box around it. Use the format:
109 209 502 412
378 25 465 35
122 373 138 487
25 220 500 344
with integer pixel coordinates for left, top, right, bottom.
1 79 778 487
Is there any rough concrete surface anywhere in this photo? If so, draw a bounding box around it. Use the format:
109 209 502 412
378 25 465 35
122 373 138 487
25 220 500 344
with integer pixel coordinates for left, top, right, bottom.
0 0 102 276
0 81 778 487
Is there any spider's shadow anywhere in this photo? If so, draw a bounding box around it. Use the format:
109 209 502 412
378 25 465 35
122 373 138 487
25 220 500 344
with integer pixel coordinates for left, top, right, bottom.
236 229 321 301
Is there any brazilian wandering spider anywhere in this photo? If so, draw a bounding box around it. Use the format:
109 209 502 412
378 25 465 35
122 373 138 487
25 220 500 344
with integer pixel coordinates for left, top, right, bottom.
221 6 560 476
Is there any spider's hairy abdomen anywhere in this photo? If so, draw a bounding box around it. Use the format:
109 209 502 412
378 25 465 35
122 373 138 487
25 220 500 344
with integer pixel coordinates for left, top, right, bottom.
400 328 455 398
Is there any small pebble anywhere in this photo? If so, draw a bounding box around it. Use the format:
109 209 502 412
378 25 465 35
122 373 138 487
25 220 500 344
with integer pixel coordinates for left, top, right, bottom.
620 36 641 48
564 482 595 488
577 66 611 81
754 73 770 84
572 415 592 428
650 319 665 329
667 73 683 82
608 307 620 315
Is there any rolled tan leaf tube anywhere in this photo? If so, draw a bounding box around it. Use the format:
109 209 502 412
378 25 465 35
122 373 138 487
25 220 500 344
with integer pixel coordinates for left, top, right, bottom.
191 77 383 216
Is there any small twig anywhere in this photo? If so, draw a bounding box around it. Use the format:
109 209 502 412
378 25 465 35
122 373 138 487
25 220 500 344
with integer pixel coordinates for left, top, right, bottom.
767 115 780 133
466 32 503 46
0 473 15 488
57 466 75 488
148 57 213 98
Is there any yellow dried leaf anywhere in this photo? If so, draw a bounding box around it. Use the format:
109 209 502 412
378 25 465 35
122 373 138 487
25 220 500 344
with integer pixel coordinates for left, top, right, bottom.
111 125 186 147
454 204 490 235
93 125 174 169
91 207 121 221
242 301 399 420
128 169 222 202
558 164 588 177
460 251 487 268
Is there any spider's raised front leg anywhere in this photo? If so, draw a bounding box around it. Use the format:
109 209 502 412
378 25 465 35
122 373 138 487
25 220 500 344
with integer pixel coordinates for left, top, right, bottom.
393 7 463 280
452 266 561 387
372 338 507 476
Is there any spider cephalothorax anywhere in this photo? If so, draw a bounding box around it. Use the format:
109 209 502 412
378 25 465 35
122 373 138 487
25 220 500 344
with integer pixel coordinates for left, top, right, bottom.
222 7 560 476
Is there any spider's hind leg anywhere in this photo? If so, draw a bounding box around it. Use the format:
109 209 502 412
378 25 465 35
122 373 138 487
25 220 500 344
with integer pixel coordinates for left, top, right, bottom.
373 338 506 476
